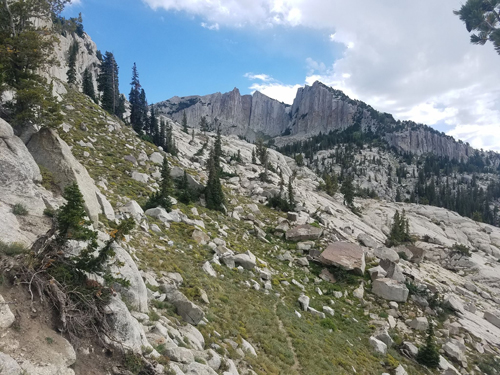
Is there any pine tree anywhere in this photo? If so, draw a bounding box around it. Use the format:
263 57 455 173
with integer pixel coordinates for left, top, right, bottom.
214 126 222 161
97 51 120 116
139 89 149 133
56 182 97 245
82 67 96 102
387 209 412 247
66 40 79 85
129 63 143 134
341 175 355 206
191 128 195 143
199 116 208 132
417 323 440 369
182 111 188 133
251 148 256 164
205 147 225 212
144 157 173 211
178 170 192 204
149 106 158 142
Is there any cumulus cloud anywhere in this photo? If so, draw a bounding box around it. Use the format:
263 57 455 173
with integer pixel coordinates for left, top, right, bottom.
143 0 500 151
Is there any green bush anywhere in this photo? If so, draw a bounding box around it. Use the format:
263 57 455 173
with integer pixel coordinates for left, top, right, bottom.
0 241 29 256
12 203 28 216
320 318 337 331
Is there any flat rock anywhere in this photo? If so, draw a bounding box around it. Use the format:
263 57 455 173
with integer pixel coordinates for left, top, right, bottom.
285 224 323 242
372 278 409 302
233 251 256 269
357 233 378 248
318 242 365 275
484 310 500 328
374 247 399 263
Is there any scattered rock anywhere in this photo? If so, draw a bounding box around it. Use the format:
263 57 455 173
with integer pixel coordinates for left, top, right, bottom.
202 261 217 277
0 293 15 329
374 247 400 263
298 294 310 311
357 233 378 248
372 278 409 302
369 336 387 355
409 317 429 331
484 310 500 328
193 229 210 245
233 251 256 269
285 224 323 242
164 288 205 325
318 242 365 275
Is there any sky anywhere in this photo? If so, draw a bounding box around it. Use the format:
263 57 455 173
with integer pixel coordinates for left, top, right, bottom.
64 0 500 151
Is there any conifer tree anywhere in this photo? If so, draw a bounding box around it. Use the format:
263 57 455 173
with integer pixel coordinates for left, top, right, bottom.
182 111 188 133
341 175 355 206
82 67 96 102
387 209 412 247
205 147 225 212
129 63 143 134
149 106 158 141
417 323 440 369
66 40 79 85
97 51 120 116
251 148 256 164
178 170 192 204
199 116 208 132
144 157 172 211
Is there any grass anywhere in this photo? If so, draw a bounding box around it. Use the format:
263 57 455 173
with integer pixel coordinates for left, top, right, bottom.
58 86 428 375
0 241 29 256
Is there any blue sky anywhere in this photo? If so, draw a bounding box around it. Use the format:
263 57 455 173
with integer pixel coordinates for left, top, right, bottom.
64 0 342 104
64 0 500 151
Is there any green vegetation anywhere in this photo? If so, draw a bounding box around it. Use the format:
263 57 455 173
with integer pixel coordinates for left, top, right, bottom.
454 0 500 55
451 243 472 258
97 51 124 118
0 241 28 256
12 203 28 216
386 209 412 247
144 157 173 211
66 40 79 84
416 323 440 369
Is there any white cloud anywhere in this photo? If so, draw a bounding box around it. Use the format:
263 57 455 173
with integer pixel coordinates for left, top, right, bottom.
244 73 273 82
143 0 500 151
244 73 301 104
201 22 219 30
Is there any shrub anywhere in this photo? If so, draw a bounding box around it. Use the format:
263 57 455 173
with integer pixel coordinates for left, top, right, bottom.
451 243 471 259
320 318 337 331
12 203 28 216
0 241 28 256
398 251 409 261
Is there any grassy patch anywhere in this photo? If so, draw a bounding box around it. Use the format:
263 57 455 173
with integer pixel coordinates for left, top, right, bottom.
0 241 29 256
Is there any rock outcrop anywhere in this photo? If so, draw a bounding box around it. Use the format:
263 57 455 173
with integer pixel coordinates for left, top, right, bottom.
27 128 104 225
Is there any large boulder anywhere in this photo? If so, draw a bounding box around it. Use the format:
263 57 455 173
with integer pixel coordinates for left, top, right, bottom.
285 224 323 242
0 118 45 218
372 278 409 302
318 242 365 275
27 128 101 224
108 243 149 313
374 247 399 263
233 251 256 270
104 296 152 353
164 288 205 325
357 233 378 249
0 352 22 375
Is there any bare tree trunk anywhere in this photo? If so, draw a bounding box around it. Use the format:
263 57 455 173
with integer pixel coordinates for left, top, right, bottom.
3 0 16 37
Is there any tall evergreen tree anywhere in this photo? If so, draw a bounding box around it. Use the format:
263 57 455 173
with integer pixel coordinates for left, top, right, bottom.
82 67 96 102
97 51 120 116
139 89 149 132
199 116 208 132
149 106 158 141
129 63 143 134
66 40 79 85
341 175 355 206
205 147 225 212
288 176 295 209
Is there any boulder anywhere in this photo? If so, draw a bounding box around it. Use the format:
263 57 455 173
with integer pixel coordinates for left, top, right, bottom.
484 310 500 328
131 171 149 183
202 261 217 277
297 241 315 251
394 365 408 375
27 128 101 224
372 278 409 302
318 242 365 275
368 266 387 281
165 347 194 364
369 336 387 354
443 339 466 363
385 262 405 282
104 296 152 353
149 152 164 164
96 191 115 221
184 362 218 375
0 293 15 329
298 294 310 311
319 268 336 283
374 247 400 263
444 295 465 314
409 317 428 331
233 251 256 270
165 288 205 325
357 233 378 249
193 230 210 245
108 243 149 313
0 352 22 375
285 224 323 242
241 339 257 356
120 200 145 221
145 207 173 222
401 342 418 358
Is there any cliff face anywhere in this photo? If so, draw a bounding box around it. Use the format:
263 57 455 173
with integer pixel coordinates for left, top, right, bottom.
385 129 475 161
155 81 496 162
